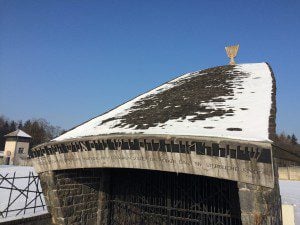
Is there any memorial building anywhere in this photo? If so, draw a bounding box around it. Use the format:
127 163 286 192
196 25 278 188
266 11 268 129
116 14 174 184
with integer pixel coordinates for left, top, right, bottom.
31 55 282 224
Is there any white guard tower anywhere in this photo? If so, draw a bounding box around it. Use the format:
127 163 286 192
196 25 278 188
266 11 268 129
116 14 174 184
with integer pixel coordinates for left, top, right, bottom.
4 129 32 165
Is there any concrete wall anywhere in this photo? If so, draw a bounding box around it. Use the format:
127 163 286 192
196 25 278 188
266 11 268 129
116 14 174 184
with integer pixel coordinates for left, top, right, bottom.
4 140 16 162
0 156 4 165
4 140 30 165
278 166 300 181
32 144 275 188
282 205 295 225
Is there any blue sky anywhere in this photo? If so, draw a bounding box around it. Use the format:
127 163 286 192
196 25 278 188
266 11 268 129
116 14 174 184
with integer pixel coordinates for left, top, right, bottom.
0 0 299 138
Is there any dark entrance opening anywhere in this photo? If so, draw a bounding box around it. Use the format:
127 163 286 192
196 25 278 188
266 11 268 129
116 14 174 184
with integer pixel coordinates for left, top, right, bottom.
108 169 242 225
5 156 10 165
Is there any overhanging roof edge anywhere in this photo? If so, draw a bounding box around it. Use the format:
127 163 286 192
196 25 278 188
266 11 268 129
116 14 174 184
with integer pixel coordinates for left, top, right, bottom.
32 133 273 151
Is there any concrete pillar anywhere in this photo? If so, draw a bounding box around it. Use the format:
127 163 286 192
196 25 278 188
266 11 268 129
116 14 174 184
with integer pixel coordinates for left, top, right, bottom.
39 169 103 225
39 171 64 225
238 162 282 225
97 170 111 225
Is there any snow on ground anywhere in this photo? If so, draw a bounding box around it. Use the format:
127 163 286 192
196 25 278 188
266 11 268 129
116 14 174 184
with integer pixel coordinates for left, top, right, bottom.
54 63 273 143
0 210 48 223
0 166 47 221
279 180 300 224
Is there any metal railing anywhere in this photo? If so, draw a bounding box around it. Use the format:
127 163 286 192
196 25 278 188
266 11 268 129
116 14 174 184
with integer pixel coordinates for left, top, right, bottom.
0 171 47 219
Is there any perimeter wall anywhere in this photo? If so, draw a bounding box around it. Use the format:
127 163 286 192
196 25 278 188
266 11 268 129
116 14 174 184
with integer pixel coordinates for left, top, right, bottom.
278 166 300 180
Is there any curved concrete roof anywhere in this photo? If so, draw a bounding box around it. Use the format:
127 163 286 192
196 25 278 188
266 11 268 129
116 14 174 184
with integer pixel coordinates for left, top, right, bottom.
54 63 275 143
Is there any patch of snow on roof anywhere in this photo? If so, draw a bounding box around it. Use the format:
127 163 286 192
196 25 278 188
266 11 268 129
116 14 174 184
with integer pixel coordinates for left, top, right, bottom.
5 129 32 138
17 130 32 138
54 63 273 142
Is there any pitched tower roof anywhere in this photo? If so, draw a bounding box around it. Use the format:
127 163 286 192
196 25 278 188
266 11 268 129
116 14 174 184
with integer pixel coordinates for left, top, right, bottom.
4 129 32 138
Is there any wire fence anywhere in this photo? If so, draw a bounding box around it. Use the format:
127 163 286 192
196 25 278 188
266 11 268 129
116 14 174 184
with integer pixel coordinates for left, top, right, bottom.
0 170 47 219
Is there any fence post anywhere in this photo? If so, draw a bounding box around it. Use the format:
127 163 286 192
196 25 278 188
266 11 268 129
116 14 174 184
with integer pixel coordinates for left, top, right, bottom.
6 172 16 217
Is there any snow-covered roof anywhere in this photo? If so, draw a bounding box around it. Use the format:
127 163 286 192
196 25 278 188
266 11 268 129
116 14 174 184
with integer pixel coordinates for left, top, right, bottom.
54 63 275 143
4 129 32 138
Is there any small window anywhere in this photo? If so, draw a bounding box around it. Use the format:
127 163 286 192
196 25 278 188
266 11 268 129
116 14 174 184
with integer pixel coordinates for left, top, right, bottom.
18 148 24 154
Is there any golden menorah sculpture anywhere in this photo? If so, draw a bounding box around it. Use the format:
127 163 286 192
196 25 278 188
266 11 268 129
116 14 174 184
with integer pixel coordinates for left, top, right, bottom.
225 45 239 65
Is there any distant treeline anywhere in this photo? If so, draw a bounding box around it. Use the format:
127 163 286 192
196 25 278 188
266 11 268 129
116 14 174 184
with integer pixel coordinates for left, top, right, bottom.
276 132 298 144
0 116 65 150
273 132 300 165
274 132 299 153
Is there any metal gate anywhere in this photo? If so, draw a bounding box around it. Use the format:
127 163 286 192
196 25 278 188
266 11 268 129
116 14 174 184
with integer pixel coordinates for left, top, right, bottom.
108 169 242 225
